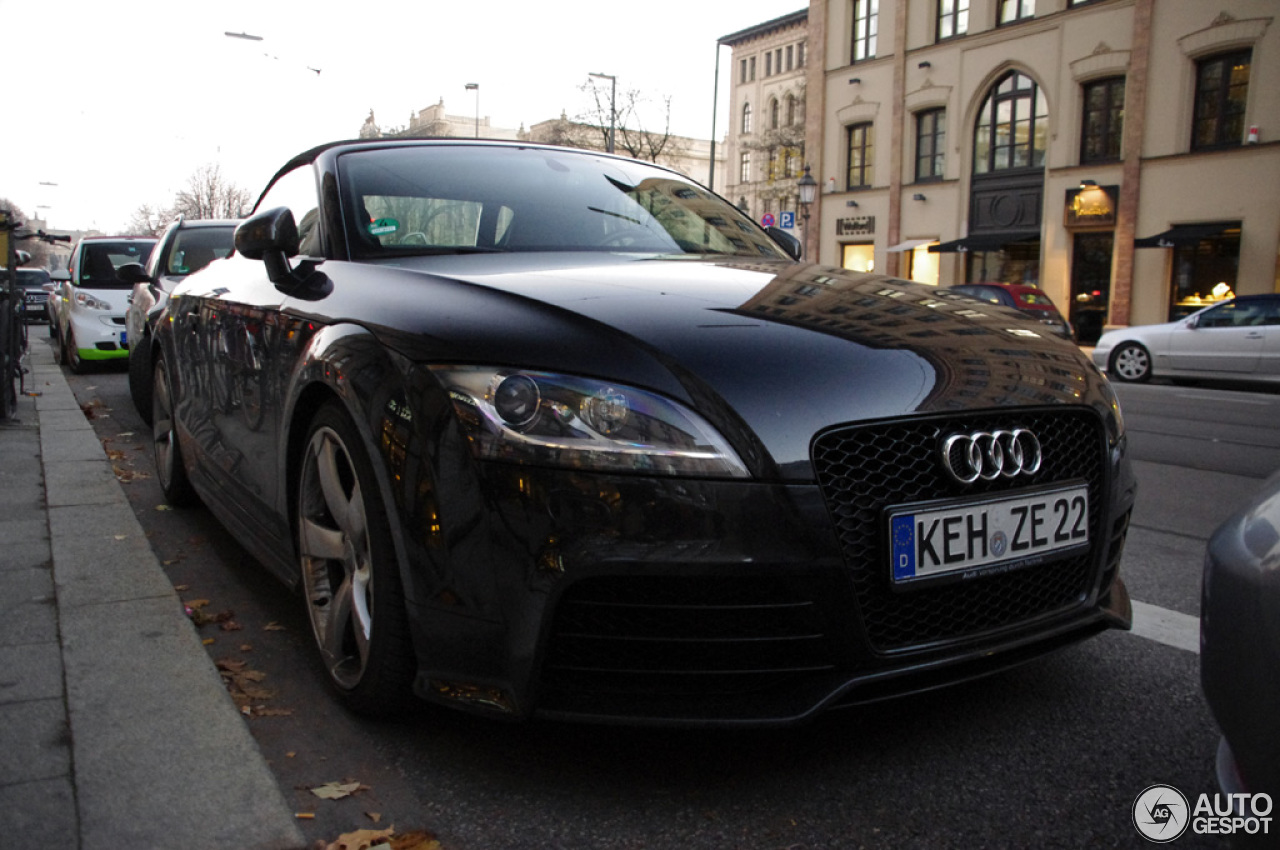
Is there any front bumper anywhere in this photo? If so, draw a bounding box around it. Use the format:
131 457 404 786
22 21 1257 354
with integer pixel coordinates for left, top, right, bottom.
406 405 1135 725
68 311 130 360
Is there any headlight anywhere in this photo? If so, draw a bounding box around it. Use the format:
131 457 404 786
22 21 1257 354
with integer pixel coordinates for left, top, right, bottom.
431 366 749 478
74 291 112 310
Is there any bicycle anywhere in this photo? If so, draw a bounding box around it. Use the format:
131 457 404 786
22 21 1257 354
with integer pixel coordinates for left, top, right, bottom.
1 210 70 420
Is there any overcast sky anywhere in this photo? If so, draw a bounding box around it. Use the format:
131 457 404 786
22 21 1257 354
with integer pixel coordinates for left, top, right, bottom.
1 0 800 234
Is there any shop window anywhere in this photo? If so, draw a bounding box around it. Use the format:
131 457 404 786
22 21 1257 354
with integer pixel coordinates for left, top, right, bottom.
1169 228 1241 319
842 243 875 273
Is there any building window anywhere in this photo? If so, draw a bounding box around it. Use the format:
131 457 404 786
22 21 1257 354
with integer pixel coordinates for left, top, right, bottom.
786 45 794 71
852 0 879 63
937 0 969 41
999 0 1033 25
1192 50 1251 151
973 71 1047 174
1081 77 1125 163
740 152 752 183
742 102 753 134
1169 226 1241 319
915 109 946 181
740 59 748 84
786 95 797 126
797 42 806 67
847 122 874 189
766 52 773 77
749 57 756 81
770 98 780 130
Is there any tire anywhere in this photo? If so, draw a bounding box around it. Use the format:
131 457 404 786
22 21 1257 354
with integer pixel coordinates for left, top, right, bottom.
1108 341 1152 383
128 331 154 425
152 353 197 506
65 327 87 374
297 401 416 715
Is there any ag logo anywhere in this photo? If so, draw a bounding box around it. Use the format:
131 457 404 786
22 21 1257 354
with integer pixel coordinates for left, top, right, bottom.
1133 784 1190 842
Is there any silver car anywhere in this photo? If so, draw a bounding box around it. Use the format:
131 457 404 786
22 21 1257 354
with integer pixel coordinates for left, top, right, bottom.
1093 295 1280 384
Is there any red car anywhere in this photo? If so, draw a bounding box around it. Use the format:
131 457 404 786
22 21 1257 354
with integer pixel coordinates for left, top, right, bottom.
950 282 1074 340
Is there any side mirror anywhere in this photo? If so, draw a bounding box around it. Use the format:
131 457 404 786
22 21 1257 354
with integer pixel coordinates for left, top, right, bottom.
234 206 328 296
765 226 803 261
116 262 150 285
1185 315 1200 330
235 206 301 286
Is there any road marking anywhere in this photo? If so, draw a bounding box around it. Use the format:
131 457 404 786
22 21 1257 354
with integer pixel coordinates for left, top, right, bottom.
1173 392 1274 406
1129 599 1200 653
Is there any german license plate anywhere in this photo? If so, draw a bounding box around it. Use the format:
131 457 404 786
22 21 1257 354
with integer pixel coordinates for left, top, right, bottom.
888 484 1089 587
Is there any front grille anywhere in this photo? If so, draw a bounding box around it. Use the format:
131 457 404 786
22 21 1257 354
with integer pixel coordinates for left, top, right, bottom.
541 575 838 698
812 408 1107 652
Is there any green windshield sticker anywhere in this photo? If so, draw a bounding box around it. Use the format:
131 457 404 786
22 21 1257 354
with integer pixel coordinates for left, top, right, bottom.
369 218 399 236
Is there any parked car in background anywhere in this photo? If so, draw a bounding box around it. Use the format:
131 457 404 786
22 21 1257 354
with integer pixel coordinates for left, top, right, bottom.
1201 469 1280 812
6 267 53 323
55 235 156 373
1093 295 1280 385
121 217 237 421
45 270 68 332
948 282 1074 341
149 138 1135 725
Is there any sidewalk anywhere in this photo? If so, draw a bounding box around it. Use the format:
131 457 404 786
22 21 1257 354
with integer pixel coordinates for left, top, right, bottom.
0 337 303 850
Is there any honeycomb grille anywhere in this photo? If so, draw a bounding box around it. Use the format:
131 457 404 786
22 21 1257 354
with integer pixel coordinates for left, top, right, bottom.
812 407 1107 652
541 575 838 697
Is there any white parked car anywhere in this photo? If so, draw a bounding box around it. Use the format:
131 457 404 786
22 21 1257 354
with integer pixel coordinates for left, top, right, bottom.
1092 295 1280 384
55 236 156 373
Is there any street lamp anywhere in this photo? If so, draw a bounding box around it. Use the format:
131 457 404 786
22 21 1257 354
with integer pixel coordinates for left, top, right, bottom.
465 83 480 138
797 165 818 225
589 72 616 154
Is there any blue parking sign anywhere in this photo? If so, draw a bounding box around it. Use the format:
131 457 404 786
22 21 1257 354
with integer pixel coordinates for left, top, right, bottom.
780 211 796 229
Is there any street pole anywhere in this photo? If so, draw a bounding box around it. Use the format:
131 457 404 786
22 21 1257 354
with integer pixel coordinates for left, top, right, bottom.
589 72 616 154
465 83 480 137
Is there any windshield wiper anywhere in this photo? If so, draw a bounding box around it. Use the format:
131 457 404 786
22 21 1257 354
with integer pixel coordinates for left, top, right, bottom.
587 207 645 227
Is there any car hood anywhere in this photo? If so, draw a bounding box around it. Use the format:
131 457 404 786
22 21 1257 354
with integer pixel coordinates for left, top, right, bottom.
351 255 1111 477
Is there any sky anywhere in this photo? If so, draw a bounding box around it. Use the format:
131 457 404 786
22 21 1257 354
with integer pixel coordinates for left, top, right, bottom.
0 0 801 235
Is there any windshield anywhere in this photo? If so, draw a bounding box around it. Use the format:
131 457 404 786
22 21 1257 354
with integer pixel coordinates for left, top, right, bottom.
77 240 156 289
14 268 52 289
338 146 789 261
166 227 235 275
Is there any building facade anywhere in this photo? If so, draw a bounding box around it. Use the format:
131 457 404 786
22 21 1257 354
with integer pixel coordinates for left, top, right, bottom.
719 10 812 240
795 0 1277 340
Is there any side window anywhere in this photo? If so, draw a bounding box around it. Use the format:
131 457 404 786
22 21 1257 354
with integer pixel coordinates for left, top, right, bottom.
254 165 322 256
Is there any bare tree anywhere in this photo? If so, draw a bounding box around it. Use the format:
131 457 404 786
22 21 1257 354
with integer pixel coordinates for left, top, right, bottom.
578 82 687 164
172 163 254 220
124 202 172 237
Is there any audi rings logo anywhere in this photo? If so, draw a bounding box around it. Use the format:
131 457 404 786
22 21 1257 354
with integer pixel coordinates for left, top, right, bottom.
941 429 1043 484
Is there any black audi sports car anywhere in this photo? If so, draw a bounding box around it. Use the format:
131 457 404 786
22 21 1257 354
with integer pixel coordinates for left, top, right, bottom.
149 139 1136 725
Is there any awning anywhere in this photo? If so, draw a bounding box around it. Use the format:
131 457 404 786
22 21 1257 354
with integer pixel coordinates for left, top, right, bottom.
1134 222 1236 248
886 238 938 253
928 233 1038 253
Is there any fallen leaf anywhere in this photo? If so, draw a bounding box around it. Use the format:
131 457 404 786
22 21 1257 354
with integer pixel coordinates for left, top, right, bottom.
156 505 173 511
324 827 393 850
264 621 286 631
220 620 243 632
240 643 254 652
185 599 211 609
113 535 126 541
311 781 367 800
366 812 382 823
295 812 315 820
173 584 189 591
202 638 215 645
119 431 134 437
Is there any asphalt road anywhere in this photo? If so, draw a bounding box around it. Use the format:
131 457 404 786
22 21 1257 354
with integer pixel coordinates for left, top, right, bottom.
61 347 1272 850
